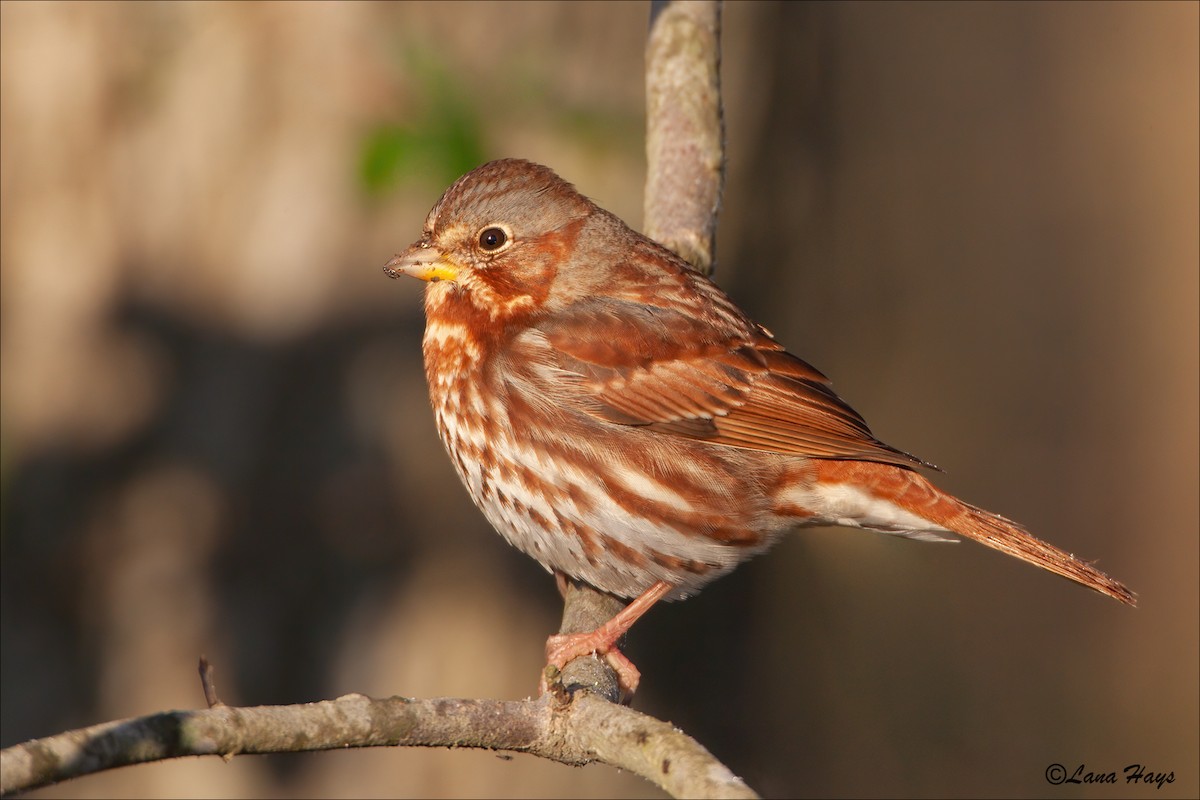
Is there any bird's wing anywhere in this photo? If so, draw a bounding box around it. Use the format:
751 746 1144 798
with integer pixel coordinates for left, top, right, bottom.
521 298 926 469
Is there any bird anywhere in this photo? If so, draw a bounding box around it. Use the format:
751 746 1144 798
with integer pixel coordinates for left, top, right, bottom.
383 158 1135 696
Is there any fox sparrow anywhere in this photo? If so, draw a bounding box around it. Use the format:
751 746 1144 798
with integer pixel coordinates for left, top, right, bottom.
384 158 1135 695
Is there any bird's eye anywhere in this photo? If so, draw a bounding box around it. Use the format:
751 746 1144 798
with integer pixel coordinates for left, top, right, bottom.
477 226 509 252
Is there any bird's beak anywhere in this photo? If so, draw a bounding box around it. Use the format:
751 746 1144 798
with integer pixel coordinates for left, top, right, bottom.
383 243 461 283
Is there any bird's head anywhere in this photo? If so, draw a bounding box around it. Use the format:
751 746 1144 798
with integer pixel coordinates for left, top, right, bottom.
384 159 599 322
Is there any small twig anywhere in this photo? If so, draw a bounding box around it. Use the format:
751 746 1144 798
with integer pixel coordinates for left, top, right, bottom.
198 655 225 709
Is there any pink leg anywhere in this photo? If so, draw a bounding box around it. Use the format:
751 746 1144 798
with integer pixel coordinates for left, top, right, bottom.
541 580 674 697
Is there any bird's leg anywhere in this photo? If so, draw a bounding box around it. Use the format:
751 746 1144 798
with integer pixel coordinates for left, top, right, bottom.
541 579 674 698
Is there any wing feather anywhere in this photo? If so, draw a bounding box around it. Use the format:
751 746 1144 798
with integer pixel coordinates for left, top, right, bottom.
524 289 926 469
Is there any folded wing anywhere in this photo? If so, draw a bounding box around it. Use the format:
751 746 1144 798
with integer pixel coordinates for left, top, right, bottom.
527 297 927 470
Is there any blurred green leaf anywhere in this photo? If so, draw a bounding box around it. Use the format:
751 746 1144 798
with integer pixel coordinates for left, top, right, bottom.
358 47 487 197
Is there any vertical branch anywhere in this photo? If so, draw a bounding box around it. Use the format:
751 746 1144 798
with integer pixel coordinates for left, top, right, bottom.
644 0 725 276
554 578 626 700
555 0 725 700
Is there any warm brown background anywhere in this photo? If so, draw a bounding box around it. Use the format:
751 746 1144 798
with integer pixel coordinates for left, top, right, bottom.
2 2 1196 798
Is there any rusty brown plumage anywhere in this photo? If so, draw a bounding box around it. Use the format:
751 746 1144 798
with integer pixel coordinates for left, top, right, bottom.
384 159 1135 694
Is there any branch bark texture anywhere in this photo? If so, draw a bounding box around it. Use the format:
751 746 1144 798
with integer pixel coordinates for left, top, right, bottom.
1 693 755 798
644 0 725 276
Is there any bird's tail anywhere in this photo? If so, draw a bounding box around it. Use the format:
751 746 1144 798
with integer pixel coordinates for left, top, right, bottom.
812 460 1137 606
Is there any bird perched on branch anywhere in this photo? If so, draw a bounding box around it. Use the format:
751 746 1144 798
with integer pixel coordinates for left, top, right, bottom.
384 158 1135 696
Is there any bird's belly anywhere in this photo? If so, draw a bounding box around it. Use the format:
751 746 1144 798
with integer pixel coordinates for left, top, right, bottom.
430 381 780 599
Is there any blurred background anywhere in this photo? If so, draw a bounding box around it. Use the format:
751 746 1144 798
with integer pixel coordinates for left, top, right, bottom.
2 2 1196 798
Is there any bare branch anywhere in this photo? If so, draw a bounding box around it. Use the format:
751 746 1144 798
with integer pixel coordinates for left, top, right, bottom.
644 0 725 276
555 577 627 702
0 692 756 799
